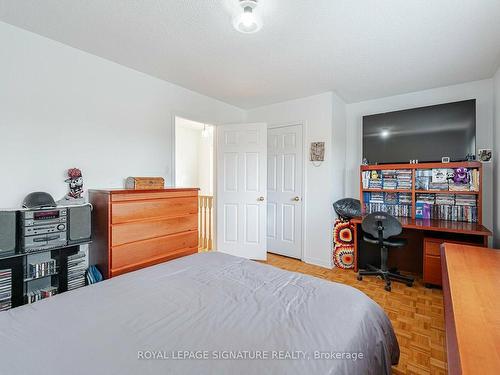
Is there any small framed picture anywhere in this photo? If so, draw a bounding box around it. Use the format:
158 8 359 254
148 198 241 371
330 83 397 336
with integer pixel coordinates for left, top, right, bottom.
441 157 450 163
310 142 325 162
478 149 492 163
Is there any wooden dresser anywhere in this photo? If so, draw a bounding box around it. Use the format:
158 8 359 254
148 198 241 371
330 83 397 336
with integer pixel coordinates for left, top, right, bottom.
89 188 199 278
441 243 500 374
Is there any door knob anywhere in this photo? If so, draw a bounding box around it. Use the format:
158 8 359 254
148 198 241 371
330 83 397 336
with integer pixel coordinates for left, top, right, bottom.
293 196 301 202
258 196 265 201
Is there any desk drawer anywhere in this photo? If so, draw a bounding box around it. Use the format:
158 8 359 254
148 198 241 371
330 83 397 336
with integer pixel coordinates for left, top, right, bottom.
424 238 446 286
423 238 477 287
424 238 479 257
424 239 442 257
424 255 442 286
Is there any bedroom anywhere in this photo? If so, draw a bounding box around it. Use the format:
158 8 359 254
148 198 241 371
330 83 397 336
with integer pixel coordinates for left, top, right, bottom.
0 1 499 374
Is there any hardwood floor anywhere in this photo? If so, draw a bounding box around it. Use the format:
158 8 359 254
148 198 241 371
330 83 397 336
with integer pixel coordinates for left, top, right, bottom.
262 253 447 375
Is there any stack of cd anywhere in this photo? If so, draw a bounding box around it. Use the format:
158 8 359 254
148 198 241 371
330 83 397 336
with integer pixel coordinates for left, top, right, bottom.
67 251 87 291
28 259 57 279
0 269 12 311
27 286 58 304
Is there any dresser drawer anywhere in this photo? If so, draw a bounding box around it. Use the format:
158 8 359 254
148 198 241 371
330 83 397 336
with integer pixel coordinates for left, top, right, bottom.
111 197 198 224
112 214 197 246
111 231 198 271
111 190 197 202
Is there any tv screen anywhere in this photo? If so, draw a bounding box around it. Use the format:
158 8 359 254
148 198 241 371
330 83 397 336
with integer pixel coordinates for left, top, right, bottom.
362 99 476 164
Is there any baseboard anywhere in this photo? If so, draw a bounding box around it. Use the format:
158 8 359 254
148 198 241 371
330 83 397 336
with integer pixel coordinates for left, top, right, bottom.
303 256 332 269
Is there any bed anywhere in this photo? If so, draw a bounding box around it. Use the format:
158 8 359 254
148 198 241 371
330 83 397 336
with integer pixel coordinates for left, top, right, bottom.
0 252 399 374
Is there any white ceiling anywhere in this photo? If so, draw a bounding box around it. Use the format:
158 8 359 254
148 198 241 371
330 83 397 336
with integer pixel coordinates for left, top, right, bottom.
1 0 500 109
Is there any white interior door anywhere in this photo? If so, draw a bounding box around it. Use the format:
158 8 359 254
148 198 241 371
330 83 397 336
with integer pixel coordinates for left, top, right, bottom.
216 123 267 260
267 124 303 259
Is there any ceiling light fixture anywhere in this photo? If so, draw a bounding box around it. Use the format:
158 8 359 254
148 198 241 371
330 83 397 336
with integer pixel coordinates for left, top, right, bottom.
233 0 262 34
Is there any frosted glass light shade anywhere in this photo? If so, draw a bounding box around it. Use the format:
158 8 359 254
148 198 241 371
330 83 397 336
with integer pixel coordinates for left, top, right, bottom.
233 9 262 33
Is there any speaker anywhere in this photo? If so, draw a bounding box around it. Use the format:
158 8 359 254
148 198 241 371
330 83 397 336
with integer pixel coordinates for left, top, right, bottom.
67 204 91 244
0 211 17 255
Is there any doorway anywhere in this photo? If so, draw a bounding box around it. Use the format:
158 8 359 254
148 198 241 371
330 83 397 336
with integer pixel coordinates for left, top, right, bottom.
267 124 304 259
174 116 214 251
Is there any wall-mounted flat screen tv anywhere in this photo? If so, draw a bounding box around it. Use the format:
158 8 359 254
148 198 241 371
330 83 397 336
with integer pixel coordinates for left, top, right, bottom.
362 99 476 164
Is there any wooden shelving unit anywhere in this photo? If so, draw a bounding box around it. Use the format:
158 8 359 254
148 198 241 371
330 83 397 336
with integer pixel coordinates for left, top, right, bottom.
360 161 483 224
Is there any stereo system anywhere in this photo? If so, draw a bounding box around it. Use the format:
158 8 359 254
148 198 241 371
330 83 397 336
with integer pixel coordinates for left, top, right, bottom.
20 207 68 252
0 204 91 255
20 204 91 253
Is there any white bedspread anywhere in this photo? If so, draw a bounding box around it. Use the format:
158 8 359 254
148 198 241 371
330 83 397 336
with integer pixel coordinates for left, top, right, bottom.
0 252 399 374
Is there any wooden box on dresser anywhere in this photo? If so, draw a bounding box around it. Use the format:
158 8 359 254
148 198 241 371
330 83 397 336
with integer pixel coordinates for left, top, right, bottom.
89 188 199 279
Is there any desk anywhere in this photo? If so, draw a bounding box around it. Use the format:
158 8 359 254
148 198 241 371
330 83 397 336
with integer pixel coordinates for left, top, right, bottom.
441 243 500 374
351 217 491 284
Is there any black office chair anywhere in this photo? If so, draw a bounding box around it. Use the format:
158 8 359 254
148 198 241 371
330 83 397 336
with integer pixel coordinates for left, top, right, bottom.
357 212 414 291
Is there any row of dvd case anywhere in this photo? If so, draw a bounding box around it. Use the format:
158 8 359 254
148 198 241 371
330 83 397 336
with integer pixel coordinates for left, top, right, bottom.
67 251 87 291
0 269 12 311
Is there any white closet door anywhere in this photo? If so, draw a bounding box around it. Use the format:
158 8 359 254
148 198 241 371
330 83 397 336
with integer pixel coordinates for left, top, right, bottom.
267 125 303 259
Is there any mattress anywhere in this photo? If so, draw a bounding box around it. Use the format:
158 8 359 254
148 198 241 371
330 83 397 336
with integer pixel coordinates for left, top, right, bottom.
0 252 399 374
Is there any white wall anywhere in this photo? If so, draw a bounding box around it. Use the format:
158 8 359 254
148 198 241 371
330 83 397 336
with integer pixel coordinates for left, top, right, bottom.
345 79 495 240
247 92 347 268
175 119 214 196
198 126 214 196
175 124 201 189
0 22 244 208
332 93 347 201
494 68 500 246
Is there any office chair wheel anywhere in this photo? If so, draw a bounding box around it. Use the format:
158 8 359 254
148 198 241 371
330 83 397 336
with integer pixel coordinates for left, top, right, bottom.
384 284 391 292
357 275 362 281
